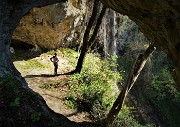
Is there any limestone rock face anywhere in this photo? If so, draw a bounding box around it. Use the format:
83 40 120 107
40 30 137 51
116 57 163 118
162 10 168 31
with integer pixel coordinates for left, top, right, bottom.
100 0 180 87
101 9 147 57
12 0 88 49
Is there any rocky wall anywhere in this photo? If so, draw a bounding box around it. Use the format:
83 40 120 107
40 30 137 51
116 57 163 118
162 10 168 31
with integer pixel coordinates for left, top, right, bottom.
12 0 90 49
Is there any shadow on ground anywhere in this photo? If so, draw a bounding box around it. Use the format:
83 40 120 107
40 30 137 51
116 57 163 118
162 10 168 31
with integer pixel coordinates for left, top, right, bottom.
24 73 71 78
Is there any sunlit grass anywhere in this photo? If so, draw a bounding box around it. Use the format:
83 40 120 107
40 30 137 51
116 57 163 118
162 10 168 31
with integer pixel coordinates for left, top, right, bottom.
14 58 48 69
61 48 79 67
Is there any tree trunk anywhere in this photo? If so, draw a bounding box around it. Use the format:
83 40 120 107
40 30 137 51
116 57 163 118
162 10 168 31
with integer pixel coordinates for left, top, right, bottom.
72 0 100 73
74 1 106 73
89 6 107 48
105 44 156 126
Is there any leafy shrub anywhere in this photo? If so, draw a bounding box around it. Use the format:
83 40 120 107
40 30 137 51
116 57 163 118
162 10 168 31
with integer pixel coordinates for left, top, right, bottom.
61 48 78 66
118 41 180 127
67 53 121 121
31 112 42 122
66 52 153 127
131 51 180 127
64 96 77 109
113 106 154 127
147 67 180 127
65 52 155 126
10 97 20 107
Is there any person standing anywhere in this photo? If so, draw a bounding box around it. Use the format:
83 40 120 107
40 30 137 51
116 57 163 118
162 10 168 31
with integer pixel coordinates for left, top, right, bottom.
50 53 59 75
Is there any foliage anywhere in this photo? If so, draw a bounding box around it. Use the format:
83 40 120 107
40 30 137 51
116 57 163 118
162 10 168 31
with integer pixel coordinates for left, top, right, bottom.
46 49 63 56
117 40 180 126
40 82 63 91
113 106 154 127
66 52 153 126
67 53 121 121
46 50 57 55
149 68 178 100
0 74 59 126
61 48 78 67
117 41 149 80
0 75 17 103
46 48 78 67
128 50 180 127
147 67 180 127
10 97 20 107
0 74 15 88
64 95 77 109
31 112 42 122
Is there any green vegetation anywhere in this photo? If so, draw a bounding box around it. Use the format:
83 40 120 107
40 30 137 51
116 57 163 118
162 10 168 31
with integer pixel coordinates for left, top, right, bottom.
47 48 78 67
61 48 79 66
12 47 180 126
24 59 47 69
65 96 77 109
14 58 48 69
0 74 15 87
66 53 120 121
114 106 154 127
40 82 63 90
31 112 42 122
145 52 180 127
46 49 61 56
63 50 153 126
0 75 17 104
120 42 180 127
10 97 21 107
0 74 59 126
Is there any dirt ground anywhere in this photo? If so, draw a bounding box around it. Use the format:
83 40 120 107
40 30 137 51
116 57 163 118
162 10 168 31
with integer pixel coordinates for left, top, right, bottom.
14 53 92 123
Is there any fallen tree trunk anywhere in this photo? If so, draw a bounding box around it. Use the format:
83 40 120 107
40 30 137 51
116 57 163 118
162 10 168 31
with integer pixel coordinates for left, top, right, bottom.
105 44 156 126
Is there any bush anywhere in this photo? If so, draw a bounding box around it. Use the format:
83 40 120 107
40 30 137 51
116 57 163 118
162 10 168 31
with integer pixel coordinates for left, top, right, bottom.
133 51 180 127
147 67 180 127
113 106 154 127
66 52 154 126
61 48 78 67
67 53 121 121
